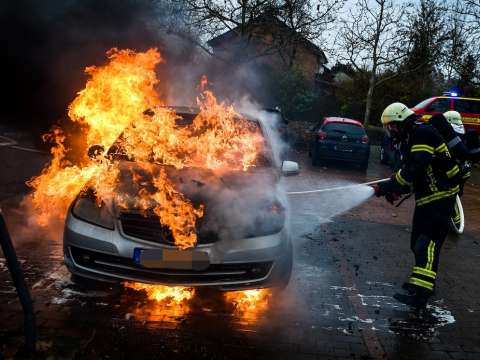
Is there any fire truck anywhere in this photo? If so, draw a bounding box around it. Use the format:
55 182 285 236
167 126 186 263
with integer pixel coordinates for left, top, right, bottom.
380 93 480 167
412 93 480 133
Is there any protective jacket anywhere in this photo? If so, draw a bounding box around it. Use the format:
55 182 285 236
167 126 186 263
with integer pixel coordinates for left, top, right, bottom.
429 114 480 163
429 114 474 194
381 122 461 206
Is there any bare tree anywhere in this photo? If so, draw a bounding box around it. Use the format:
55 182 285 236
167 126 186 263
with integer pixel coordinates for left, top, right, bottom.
279 0 342 40
336 0 406 126
181 0 275 39
276 0 344 66
180 0 343 64
457 0 480 35
448 0 480 86
443 0 470 82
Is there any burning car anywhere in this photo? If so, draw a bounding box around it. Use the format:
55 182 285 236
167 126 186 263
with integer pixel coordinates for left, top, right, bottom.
63 106 297 290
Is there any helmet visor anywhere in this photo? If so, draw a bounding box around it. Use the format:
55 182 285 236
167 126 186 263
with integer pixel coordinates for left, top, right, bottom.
452 123 465 135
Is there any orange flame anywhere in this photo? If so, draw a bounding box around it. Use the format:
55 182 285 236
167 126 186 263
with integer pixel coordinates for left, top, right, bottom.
124 282 194 319
26 48 264 249
68 48 161 149
224 289 272 320
125 282 272 322
124 282 195 303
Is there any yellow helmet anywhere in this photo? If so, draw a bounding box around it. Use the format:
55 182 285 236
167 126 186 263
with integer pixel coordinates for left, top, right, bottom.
381 102 415 125
444 111 464 134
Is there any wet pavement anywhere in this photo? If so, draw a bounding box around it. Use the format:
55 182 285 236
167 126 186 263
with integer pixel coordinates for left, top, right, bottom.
1 145 480 359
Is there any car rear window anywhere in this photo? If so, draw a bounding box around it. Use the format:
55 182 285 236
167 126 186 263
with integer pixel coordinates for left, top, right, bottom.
323 122 365 135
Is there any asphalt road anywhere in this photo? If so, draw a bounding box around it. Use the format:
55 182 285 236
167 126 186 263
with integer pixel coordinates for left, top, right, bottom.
1 145 480 359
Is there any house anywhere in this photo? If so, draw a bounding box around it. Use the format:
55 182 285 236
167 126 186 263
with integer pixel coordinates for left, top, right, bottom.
207 12 328 82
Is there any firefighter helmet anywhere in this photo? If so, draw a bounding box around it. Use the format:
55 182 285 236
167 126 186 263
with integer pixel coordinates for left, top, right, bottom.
381 102 415 125
443 110 465 135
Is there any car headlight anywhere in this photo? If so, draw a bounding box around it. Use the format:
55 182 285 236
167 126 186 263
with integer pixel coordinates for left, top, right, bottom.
71 190 115 230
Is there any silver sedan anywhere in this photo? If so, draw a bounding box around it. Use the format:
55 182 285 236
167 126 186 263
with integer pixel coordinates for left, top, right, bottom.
63 108 298 290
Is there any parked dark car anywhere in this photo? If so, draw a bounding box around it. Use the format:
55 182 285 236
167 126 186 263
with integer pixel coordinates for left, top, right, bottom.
310 117 370 170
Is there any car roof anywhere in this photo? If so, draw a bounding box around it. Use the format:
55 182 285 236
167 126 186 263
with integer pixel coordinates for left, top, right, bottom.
432 96 480 101
323 117 364 127
160 105 259 123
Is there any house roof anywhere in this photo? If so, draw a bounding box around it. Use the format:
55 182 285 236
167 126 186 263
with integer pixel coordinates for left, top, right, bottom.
207 13 327 64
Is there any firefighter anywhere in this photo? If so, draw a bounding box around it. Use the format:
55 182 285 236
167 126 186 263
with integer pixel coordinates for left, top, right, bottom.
373 102 462 308
443 111 471 228
440 110 473 190
428 111 480 163
429 111 479 229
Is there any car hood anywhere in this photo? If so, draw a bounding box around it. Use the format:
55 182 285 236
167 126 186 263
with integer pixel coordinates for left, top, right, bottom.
111 161 285 240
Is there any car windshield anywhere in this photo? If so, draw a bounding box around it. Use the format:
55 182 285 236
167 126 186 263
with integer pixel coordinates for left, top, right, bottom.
107 111 274 169
323 122 365 135
412 97 434 110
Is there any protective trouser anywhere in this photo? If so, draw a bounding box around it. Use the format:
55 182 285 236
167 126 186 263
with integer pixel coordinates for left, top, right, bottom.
409 197 455 294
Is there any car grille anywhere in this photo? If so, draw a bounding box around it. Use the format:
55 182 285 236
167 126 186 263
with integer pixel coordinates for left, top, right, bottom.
69 246 273 285
119 212 218 245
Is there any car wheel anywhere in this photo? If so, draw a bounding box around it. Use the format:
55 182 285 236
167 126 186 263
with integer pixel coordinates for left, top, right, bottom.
311 144 324 166
273 241 293 291
311 145 319 166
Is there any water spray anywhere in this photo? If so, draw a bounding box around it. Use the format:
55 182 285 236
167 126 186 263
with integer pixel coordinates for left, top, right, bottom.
287 178 390 196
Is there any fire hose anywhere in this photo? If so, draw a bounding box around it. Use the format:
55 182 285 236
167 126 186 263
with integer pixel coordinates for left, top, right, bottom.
0 209 36 353
0 135 47 154
286 178 390 195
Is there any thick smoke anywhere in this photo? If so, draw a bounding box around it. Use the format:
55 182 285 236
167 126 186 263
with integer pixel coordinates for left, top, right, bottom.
2 1 292 247
1 0 281 142
113 100 291 244
1 0 200 139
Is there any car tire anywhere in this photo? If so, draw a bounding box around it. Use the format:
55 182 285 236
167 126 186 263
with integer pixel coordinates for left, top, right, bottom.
311 144 322 166
273 241 293 291
312 154 325 167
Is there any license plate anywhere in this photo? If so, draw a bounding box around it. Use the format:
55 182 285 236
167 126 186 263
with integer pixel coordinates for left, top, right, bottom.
334 144 353 152
133 248 209 270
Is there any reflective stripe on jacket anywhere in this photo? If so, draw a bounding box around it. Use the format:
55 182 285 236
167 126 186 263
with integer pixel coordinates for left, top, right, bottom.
387 123 461 206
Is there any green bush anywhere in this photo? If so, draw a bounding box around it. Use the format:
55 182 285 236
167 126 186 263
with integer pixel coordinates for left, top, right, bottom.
273 66 318 120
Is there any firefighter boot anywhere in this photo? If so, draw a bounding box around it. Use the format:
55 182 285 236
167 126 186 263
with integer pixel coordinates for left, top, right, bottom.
402 282 436 295
393 287 431 309
401 282 415 294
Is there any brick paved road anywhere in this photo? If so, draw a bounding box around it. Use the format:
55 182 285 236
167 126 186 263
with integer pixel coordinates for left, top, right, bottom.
1 146 479 359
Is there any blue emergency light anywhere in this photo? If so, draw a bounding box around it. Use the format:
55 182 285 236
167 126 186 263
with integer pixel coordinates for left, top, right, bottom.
442 90 460 97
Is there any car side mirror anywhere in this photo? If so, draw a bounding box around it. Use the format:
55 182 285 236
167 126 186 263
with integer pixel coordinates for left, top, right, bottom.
282 160 299 176
87 144 105 160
